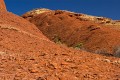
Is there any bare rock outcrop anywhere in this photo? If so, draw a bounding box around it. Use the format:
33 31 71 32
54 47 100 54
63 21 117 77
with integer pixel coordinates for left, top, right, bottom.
22 8 120 54
0 0 7 11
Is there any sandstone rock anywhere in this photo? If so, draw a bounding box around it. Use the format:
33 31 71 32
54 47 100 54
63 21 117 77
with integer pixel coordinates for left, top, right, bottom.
0 0 7 11
22 9 120 54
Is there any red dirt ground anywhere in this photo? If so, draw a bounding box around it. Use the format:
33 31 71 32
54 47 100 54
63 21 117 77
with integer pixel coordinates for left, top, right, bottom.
0 1 120 80
22 9 120 54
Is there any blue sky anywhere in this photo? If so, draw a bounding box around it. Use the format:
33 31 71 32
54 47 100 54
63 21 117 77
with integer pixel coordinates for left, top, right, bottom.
5 0 120 20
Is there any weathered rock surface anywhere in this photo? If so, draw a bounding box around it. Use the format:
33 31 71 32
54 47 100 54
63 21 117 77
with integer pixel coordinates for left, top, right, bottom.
22 9 120 54
0 0 7 11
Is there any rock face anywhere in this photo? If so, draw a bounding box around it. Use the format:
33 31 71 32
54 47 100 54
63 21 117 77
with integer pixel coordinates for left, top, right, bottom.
0 0 7 11
22 9 120 54
23 8 120 25
22 8 115 25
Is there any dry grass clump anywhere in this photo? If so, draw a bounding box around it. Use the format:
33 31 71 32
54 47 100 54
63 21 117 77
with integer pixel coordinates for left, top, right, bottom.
113 46 120 58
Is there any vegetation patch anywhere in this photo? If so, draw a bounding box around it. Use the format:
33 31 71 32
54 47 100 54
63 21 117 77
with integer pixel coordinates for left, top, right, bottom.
113 46 120 58
53 35 62 44
74 43 84 49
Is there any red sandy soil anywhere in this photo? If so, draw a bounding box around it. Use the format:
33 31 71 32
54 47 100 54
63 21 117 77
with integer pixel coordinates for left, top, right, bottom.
0 2 120 80
22 9 120 54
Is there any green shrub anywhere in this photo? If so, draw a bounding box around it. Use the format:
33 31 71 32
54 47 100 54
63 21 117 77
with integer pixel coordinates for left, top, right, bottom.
74 43 83 49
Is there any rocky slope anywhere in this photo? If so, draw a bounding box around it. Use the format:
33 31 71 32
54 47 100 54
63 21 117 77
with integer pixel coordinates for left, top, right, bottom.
0 1 120 80
22 8 120 55
1 11 119 80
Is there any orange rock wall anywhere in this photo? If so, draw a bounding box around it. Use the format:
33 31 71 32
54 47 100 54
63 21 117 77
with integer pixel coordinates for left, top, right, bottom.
0 0 7 11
